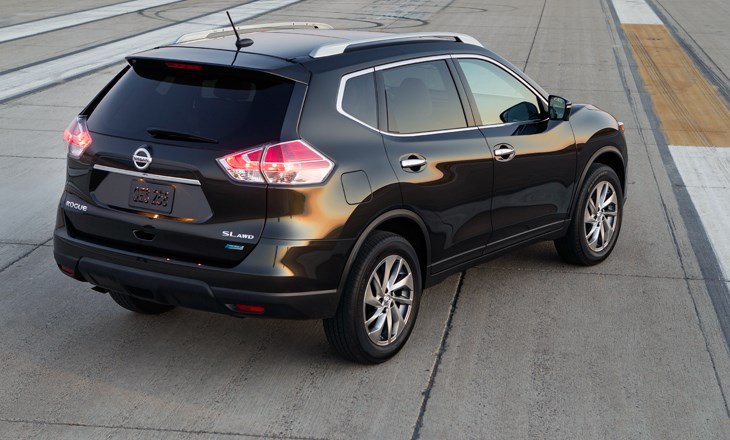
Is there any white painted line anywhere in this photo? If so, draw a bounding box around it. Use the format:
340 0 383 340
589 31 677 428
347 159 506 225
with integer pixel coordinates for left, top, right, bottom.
0 0 184 44
611 0 663 25
670 145 730 281
0 0 302 103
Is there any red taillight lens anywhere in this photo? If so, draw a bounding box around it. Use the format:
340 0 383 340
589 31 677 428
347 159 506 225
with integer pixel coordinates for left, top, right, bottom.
63 116 92 159
59 264 75 276
261 141 334 184
217 140 333 185
217 147 265 183
234 304 265 314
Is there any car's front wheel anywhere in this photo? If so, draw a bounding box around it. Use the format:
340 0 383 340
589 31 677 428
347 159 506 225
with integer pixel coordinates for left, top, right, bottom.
555 163 624 265
324 231 421 363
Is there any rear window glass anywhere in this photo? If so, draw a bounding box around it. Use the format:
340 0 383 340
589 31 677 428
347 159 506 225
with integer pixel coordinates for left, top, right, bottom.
87 63 294 148
341 72 377 128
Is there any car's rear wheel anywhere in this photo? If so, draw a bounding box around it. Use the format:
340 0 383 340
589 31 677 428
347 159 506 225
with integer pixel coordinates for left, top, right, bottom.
324 231 421 364
555 164 623 265
108 291 175 314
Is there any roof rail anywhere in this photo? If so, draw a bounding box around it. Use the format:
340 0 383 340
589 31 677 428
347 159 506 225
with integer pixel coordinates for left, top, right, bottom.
176 22 334 44
310 32 483 58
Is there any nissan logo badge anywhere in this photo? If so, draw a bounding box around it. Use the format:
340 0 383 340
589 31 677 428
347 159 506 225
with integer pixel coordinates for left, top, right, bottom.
132 146 152 170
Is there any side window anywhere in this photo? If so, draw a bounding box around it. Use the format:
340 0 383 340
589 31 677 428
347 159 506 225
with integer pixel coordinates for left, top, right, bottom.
381 60 467 134
457 58 542 125
341 72 377 128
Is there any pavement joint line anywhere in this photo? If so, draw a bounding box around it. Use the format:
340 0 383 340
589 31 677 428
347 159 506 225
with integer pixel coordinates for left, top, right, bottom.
606 0 730 418
0 418 328 440
0 0 308 104
0 1 182 43
477 265 727 283
521 0 547 73
0 155 65 159
411 270 465 440
0 243 45 274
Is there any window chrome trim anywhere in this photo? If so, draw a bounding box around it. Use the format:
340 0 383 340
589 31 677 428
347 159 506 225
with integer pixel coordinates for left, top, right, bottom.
336 55 477 137
93 164 201 186
336 68 377 131
373 54 451 71
335 53 550 137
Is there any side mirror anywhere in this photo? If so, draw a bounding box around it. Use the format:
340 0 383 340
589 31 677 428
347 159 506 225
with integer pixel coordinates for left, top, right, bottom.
548 95 572 121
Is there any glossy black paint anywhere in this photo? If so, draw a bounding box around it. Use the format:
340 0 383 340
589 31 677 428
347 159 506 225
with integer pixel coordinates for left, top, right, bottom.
54 29 627 319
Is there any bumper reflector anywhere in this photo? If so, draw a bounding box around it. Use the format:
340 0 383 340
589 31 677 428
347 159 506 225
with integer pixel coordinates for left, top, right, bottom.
234 304 265 314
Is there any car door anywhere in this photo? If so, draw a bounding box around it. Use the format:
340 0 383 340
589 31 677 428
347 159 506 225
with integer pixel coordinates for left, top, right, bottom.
377 58 495 273
453 56 577 249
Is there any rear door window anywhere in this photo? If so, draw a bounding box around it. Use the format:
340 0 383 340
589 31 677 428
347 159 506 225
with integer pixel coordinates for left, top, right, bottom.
87 62 295 148
380 60 467 134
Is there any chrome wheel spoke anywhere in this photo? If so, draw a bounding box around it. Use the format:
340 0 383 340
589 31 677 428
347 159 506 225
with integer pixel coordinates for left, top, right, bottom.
364 283 381 308
601 192 616 209
393 295 412 305
602 217 614 244
587 198 598 216
389 272 413 293
367 314 386 341
587 223 601 246
384 305 393 342
391 305 406 341
365 308 384 326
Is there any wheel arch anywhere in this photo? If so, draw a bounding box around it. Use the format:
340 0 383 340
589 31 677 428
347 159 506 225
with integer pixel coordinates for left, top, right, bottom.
571 146 626 217
337 209 430 295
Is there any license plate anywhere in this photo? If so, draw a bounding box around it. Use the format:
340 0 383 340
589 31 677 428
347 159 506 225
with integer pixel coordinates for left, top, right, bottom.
129 181 174 214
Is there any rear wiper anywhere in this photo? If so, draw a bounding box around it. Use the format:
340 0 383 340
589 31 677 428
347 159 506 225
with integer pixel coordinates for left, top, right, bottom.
147 128 218 144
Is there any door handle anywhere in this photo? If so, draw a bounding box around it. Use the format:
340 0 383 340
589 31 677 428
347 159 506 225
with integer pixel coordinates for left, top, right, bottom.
493 144 515 162
400 158 427 171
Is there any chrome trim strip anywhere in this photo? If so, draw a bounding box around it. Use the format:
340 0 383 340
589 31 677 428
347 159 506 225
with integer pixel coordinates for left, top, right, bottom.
335 56 477 137
93 165 201 186
486 220 566 247
311 32 482 58
373 54 451 71
335 53 550 137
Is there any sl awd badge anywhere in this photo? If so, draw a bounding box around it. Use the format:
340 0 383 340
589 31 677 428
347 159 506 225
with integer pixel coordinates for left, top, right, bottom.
133 146 152 170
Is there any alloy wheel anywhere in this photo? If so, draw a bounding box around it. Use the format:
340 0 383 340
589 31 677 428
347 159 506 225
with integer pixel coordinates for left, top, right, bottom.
362 255 414 346
584 180 619 252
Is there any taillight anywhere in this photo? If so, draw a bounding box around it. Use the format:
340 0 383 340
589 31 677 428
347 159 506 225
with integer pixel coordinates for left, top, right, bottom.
217 147 265 183
217 140 334 185
63 116 92 159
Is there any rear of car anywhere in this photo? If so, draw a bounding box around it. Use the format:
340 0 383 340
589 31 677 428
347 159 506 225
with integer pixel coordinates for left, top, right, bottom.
54 51 342 318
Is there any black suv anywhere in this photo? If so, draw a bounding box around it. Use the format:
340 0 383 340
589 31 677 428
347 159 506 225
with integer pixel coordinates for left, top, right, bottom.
54 23 627 363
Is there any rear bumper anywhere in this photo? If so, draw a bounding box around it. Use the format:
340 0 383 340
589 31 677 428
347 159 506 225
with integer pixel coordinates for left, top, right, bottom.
54 227 351 319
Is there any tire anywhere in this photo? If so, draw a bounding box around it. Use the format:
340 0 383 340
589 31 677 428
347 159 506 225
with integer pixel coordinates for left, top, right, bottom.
324 231 422 364
555 164 624 266
108 291 175 315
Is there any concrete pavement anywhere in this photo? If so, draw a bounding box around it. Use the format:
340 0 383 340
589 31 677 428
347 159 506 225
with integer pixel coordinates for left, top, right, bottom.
0 0 728 438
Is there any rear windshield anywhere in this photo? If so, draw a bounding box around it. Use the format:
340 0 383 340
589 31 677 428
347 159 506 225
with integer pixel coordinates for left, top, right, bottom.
87 62 295 148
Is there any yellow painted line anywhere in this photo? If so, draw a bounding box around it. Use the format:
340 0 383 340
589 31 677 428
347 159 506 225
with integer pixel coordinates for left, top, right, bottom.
623 23 730 147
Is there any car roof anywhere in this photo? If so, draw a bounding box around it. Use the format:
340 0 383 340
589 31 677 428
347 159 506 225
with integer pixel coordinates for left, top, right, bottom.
176 29 386 60
128 27 546 98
